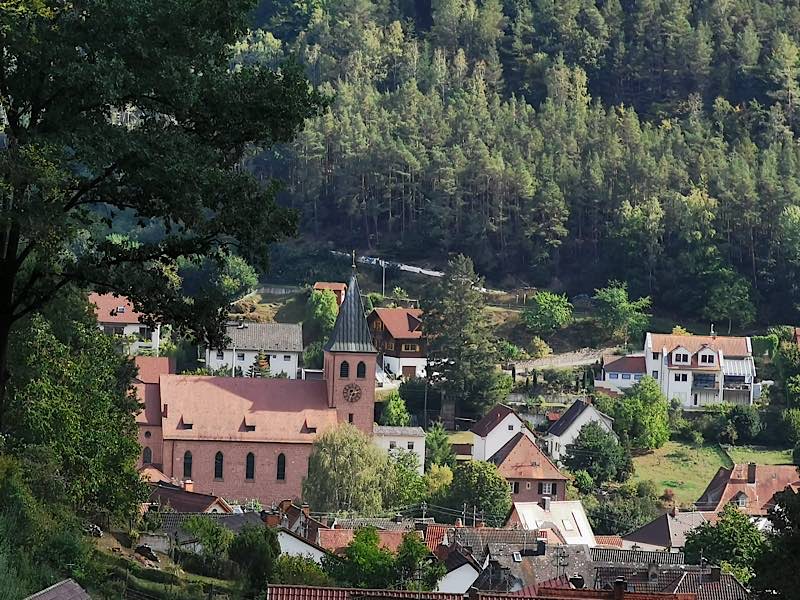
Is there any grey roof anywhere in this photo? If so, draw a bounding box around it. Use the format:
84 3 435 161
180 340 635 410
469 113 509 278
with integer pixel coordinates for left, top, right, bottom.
332 517 434 531
722 357 756 377
373 424 426 437
324 273 377 354
623 511 707 549
590 546 685 565
453 527 543 562
546 399 613 438
159 511 264 544
220 322 303 353
594 566 749 600
25 580 90 600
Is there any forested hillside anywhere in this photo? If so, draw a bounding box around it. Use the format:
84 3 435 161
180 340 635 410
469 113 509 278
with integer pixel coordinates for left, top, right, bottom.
247 0 800 323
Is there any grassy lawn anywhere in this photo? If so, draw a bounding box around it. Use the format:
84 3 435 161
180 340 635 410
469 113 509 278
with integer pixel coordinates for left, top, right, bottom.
631 442 732 506
726 445 793 465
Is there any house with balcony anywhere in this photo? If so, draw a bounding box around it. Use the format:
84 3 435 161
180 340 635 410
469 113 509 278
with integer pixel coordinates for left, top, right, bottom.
367 307 428 378
89 292 161 355
643 331 756 408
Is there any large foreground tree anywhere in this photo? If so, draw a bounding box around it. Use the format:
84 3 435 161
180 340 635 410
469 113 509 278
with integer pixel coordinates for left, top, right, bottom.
0 0 321 423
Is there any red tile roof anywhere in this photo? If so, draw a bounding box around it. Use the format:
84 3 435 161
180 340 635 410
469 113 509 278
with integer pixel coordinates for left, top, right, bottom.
373 308 424 340
265 586 462 600
89 292 143 325
604 355 646 374
425 524 448 551
147 482 232 513
139 465 172 484
471 404 518 437
594 535 624 548
696 463 800 515
135 356 175 384
317 529 420 555
314 282 347 292
135 381 162 426
649 333 750 357
489 433 567 481
159 376 338 443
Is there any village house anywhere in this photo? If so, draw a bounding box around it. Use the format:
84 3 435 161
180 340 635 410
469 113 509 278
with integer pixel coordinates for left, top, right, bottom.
134 272 378 505
89 292 161 355
373 425 427 473
541 399 616 462
367 307 428 379
600 355 646 390
145 480 233 513
314 281 347 305
643 331 757 408
471 404 536 461
488 433 567 501
507 498 597 547
695 462 800 515
622 509 709 552
204 321 304 378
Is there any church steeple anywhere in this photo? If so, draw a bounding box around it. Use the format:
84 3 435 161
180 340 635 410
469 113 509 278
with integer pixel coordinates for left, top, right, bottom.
324 272 377 354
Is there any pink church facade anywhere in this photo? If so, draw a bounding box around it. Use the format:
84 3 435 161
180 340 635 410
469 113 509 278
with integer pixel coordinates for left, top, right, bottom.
135 273 378 505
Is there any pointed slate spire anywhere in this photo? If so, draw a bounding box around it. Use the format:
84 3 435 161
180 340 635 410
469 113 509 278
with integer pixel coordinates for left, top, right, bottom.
324 271 377 353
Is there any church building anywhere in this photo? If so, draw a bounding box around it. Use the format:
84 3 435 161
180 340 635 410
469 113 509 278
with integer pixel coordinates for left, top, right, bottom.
136 272 377 504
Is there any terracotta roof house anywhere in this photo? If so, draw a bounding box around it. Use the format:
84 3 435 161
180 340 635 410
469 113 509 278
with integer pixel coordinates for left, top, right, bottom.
24 580 91 600
136 355 175 470
594 535 624 548
314 282 347 305
128 272 378 505
368 307 428 379
264 500 329 542
541 400 616 462
489 433 568 501
695 462 800 515
643 331 756 408
205 321 304 379
146 481 233 513
622 510 707 551
600 355 646 390
317 528 421 555
471 404 536 461
89 292 161 355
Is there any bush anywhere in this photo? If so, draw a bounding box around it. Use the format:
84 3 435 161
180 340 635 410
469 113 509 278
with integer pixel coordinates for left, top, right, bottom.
541 368 578 393
572 470 594 495
730 405 762 443
529 336 552 360
521 291 573 335
752 334 779 358
173 548 239 580
782 409 800 446
793 444 800 467
688 430 705 446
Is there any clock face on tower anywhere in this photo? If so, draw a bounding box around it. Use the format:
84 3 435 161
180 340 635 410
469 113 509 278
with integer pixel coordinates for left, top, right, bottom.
343 383 362 403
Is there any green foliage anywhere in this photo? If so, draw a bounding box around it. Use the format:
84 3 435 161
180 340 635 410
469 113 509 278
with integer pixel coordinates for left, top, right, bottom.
323 527 396 589
572 470 594 495
228 524 280 595
522 291 573 335
753 488 800 596
384 451 427 508
249 349 272 378
273 554 333 586
178 254 258 305
782 409 800 446
425 422 456 469
183 516 234 559
686 504 765 584
729 405 763 444
703 269 756 334
303 424 391 514
593 282 651 345
528 336 552 360
380 391 411 426
304 340 325 369
445 461 512 525
496 339 528 363
395 531 447 590
392 287 409 299
583 483 662 536
425 464 454 500
753 334 780 358
563 422 629 486
307 289 339 339
599 377 670 450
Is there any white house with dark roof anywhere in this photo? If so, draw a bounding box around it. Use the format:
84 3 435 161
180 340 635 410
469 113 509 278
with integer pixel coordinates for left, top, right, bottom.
470 404 535 461
373 424 426 473
644 331 756 408
540 399 616 462
205 321 304 378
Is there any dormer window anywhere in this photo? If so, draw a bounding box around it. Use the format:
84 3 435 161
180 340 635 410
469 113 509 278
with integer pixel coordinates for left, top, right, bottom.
673 352 689 364
700 354 715 364
116 306 126 313
244 424 256 432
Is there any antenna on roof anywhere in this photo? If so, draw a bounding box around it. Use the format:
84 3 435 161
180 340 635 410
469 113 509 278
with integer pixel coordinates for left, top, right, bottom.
710 324 716 338
351 250 357 270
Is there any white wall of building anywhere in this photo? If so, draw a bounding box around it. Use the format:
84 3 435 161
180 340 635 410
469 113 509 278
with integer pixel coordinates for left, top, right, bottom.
99 322 160 355
603 371 642 389
545 407 615 462
205 348 300 378
472 412 535 461
382 355 428 378
277 530 326 564
373 434 426 474
436 563 481 593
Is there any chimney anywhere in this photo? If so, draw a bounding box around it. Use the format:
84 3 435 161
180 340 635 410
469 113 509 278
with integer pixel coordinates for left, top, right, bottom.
536 539 547 556
162 404 168 418
710 566 721 582
540 496 552 511
182 479 194 493
278 499 292 514
613 577 627 600
264 511 282 528
301 502 310 518
670 505 677 518
394 513 403 523
476 520 486 528
455 518 463 527
747 462 757 484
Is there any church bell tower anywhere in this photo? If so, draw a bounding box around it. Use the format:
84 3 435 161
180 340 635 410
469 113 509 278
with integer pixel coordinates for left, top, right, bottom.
323 271 377 435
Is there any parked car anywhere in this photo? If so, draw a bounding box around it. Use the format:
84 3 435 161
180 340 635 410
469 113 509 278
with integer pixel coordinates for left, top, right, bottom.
135 544 159 563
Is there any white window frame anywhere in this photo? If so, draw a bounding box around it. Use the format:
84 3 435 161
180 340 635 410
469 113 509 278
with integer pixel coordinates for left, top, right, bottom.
542 482 553 495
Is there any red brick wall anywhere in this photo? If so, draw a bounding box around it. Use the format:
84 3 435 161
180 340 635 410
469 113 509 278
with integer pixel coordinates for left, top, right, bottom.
138 425 163 468
508 479 566 502
161 439 312 504
324 350 375 435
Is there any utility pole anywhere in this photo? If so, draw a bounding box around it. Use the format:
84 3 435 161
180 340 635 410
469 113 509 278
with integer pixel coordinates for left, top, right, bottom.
381 259 386 296
462 503 467 523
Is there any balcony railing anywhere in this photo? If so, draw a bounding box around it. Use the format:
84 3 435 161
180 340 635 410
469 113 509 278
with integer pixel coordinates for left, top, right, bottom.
692 376 718 390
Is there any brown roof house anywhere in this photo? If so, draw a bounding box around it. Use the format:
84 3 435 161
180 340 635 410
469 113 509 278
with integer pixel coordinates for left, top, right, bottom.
314 281 347 305
622 509 708 552
489 433 568 502
695 462 800 515
471 404 536 461
599 355 647 391
368 307 427 379
89 292 161 355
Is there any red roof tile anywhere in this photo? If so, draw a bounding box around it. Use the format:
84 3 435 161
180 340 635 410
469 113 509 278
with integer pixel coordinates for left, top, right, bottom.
649 333 750 357
373 308 424 340
696 463 800 515
425 524 448 551
594 535 624 548
314 282 347 292
489 433 567 481
265 585 462 600
471 404 518 437
147 482 232 513
159 376 338 443
604 355 646 374
317 529 420 555
89 292 143 325
135 382 162 426
135 356 175 384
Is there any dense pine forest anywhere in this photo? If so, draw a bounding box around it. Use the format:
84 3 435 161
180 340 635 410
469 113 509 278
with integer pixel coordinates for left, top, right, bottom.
243 0 800 324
